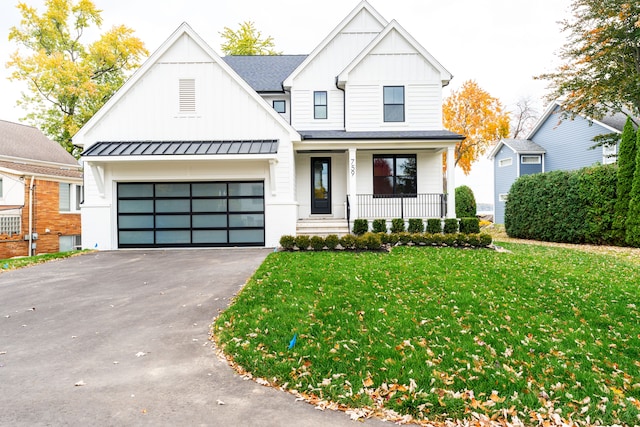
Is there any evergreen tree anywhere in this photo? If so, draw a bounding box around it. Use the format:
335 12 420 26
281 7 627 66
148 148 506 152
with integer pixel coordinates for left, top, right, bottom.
625 131 640 247
612 117 636 243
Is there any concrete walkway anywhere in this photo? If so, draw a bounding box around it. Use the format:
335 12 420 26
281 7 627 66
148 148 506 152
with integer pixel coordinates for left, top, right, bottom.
0 249 386 426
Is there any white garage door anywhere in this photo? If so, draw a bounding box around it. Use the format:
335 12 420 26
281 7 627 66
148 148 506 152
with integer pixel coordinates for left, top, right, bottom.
117 181 264 248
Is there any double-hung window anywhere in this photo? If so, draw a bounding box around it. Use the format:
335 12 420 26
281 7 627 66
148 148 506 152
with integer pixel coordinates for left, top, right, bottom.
373 155 417 196
383 86 405 122
314 91 327 119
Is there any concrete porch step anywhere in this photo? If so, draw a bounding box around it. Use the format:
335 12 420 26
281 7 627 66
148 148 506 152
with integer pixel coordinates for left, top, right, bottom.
296 218 350 237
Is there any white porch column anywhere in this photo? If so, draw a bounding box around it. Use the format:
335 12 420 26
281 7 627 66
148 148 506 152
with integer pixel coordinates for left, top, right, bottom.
347 148 357 222
446 146 456 218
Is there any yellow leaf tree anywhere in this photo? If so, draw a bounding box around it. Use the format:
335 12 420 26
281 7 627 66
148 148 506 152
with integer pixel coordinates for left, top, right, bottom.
220 21 280 56
443 80 510 174
7 0 148 156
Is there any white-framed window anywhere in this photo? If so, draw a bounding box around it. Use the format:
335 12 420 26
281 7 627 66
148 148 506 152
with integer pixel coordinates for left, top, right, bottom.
499 193 509 202
178 78 196 114
383 86 405 122
59 235 81 252
314 91 327 119
499 158 513 167
521 155 541 164
60 183 83 213
273 100 286 113
603 143 617 164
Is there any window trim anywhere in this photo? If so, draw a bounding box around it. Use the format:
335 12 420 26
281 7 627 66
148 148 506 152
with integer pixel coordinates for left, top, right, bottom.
273 100 286 113
60 183 82 213
313 91 327 120
499 158 513 167
372 154 417 197
499 193 509 202
383 86 405 123
521 155 541 164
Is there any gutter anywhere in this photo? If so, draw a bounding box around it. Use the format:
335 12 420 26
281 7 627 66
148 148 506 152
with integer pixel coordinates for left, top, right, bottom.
28 176 35 257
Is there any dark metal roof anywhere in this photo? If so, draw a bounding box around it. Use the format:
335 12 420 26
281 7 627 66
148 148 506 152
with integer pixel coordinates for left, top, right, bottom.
223 55 307 92
299 130 464 140
82 140 279 157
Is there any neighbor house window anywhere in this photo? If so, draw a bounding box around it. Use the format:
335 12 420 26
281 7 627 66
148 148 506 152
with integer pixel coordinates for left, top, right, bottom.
60 183 83 213
314 91 327 119
521 155 541 164
499 158 513 167
499 193 509 202
0 177 3 198
373 155 416 196
179 78 196 113
273 100 286 113
383 86 405 122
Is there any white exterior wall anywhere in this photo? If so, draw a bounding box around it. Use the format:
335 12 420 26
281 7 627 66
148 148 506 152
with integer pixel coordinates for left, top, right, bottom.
260 93 292 124
0 173 25 207
295 152 347 219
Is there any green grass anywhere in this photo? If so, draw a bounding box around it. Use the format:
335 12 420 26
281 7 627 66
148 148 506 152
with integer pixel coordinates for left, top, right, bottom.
0 250 88 271
213 244 640 425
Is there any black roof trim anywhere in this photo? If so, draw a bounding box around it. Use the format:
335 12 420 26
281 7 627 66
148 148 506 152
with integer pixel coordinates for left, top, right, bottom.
82 140 279 157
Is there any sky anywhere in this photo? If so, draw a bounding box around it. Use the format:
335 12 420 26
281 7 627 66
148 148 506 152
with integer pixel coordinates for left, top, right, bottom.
0 0 573 205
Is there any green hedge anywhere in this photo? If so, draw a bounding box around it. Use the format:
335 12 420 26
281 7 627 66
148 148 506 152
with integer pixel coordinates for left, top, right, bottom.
505 164 618 244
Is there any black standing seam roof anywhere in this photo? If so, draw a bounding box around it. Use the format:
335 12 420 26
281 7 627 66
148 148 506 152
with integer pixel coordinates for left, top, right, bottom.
82 140 280 157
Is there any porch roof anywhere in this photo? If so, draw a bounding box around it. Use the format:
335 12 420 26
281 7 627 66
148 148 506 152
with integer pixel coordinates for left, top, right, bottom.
298 130 464 140
82 140 279 157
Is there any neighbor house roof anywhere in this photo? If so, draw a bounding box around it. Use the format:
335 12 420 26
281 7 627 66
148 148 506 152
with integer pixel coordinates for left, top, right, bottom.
487 138 546 160
299 130 464 140
82 140 279 157
0 120 80 166
223 55 307 92
0 160 83 179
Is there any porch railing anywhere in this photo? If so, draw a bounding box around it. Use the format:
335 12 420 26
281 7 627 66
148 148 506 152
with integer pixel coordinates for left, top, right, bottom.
356 193 447 219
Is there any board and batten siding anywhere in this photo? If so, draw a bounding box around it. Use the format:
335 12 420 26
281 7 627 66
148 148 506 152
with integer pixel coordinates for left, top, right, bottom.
532 105 614 172
493 145 517 224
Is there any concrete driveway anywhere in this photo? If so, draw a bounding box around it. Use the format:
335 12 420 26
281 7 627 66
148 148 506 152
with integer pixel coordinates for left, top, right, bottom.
0 249 386 426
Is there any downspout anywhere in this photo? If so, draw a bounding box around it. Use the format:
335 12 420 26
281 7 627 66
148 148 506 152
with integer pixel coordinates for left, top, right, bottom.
28 176 35 257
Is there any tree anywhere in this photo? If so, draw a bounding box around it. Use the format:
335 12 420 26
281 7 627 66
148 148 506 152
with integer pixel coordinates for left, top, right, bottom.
612 117 636 243
7 0 148 157
443 80 510 174
220 21 280 55
536 0 640 121
625 130 640 246
510 97 539 139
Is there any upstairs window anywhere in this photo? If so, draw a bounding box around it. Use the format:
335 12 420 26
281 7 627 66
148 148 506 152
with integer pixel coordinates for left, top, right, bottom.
314 91 327 119
179 79 196 113
383 86 405 122
373 154 416 196
273 100 286 113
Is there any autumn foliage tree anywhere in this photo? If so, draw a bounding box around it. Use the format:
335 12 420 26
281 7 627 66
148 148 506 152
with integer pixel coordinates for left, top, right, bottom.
7 0 148 156
220 21 280 55
443 80 510 174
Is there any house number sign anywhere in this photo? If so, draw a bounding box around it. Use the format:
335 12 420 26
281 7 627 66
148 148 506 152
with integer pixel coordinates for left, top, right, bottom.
350 158 356 176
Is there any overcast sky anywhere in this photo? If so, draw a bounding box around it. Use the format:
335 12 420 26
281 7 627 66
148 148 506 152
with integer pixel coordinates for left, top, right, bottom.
0 0 573 204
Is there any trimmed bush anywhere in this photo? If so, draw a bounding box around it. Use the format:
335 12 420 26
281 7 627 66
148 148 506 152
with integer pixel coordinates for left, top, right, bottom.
339 234 357 250
407 218 424 233
455 185 477 218
459 217 480 234
324 234 340 250
310 236 325 251
279 235 295 251
390 218 405 233
294 235 311 251
352 219 369 236
362 232 382 250
479 233 492 247
372 219 387 233
426 218 442 234
443 218 459 234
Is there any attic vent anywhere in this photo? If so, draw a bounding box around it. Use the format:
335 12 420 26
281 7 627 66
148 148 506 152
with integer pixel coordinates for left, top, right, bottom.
179 79 196 113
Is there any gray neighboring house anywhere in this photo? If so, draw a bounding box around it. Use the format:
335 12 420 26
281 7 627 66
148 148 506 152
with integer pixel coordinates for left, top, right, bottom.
489 100 627 224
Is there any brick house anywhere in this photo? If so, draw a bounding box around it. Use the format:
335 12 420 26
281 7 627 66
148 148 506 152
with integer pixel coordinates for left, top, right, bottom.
0 120 83 259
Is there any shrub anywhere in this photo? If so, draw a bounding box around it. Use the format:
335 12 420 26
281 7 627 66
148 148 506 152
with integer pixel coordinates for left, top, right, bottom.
339 234 357 250
353 235 368 250
479 233 492 247
426 218 442 234
397 232 412 245
613 118 636 243
442 233 457 246
459 217 480 234
372 219 387 233
361 232 382 250
626 130 640 246
443 218 459 234
390 218 405 233
352 219 369 236
324 234 340 250
466 234 481 247
279 235 295 251
309 236 325 251
407 218 424 233
294 235 311 251
455 185 476 218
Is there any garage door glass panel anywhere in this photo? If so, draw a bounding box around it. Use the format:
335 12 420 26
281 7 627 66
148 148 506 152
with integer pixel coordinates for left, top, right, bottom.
229 214 264 227
119 200 153 213
119 231 154 244
192 183 226 197
156 199 190 212
229 182 263 196
119 215 154 229
192 199 226 212
156 215 190 228
156 183 190 197
192 214 226 228
192 230 227 244
156 230 190 244
119 184 153 198
230 229 263 243
229 198 264 212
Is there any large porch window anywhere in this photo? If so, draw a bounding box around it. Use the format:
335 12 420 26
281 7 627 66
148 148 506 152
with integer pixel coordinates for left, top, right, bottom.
373 154 417 196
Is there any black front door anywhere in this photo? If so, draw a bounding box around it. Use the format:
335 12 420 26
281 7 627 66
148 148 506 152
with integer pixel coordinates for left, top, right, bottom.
311 158 331 214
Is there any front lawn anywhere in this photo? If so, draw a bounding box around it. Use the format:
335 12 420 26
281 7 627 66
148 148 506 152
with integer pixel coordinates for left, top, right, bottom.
213 244 640 425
